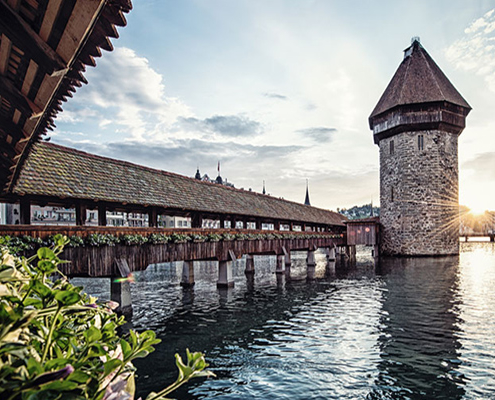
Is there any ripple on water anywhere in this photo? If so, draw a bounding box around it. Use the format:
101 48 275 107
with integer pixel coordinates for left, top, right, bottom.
75 245 495 399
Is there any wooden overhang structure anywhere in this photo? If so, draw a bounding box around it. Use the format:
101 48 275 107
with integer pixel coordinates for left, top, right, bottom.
4 142 347 232
0 0 132 195
345 217 380 246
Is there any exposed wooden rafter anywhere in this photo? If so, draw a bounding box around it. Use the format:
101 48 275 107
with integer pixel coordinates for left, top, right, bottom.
0 0 132 195
0 74 42 116
0 1 66 75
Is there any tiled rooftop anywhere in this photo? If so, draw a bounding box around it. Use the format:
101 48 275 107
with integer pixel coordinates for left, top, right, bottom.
14 142 346 227
370 39 471 119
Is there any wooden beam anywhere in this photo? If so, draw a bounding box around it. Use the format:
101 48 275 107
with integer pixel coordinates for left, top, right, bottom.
0 34 12 75
0 114 26 141
98 203 107 226
0 1 66 74
38 0 64 41
0 74 42 116
19 197 30 225
76 203 87 226
148 207 157 228
191 213 203 229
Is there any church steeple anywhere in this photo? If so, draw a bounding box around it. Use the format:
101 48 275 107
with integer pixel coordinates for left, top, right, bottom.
195 167 201 180
304 180 311 206
262 180 266 195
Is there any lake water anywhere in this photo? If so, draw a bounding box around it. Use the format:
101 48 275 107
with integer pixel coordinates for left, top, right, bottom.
74 242 495 399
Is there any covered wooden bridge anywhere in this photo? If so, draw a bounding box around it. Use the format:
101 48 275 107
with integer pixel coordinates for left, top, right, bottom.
6 141 346 233
0 0 351 314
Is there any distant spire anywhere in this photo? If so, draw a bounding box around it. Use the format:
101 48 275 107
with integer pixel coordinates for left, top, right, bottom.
216 161 223 184
195 167 201 180
304 179 311 206
262 180 266 195
370 199 374 217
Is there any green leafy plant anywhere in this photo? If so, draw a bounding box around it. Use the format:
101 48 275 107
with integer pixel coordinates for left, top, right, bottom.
169 233 192 243
190 234 207 242
86 233 120 247
207 233 222 242
120 234 149 246
221 233 235 241
148 233 171 245
0 234 214 400
67 235 85 248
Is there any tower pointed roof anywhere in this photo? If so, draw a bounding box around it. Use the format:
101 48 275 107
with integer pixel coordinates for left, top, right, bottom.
304 180 311 206
370 39 471 121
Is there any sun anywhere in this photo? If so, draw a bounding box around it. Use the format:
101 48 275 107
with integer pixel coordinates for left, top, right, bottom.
468 204 488 216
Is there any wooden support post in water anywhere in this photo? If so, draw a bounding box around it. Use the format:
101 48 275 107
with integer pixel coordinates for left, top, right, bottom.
217 261 234 287
245 254 254 274
307 249 316 280
218 250 236 288
328 246 336 261
372 245 380 258
19 198 30 225
276 254 285 274
180 261 195 286
111 258 132 316
348 245 357 262
283 247 291 280
111 279 132 316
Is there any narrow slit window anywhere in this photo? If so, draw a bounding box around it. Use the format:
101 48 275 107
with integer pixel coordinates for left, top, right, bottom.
418 134 424 151
391 187 394 202
390 140 394 155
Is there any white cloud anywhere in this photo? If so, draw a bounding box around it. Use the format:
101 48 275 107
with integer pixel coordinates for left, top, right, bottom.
80 47 192 142
446 9 495 92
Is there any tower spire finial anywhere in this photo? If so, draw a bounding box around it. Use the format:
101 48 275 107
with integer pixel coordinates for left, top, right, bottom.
304 179 311 206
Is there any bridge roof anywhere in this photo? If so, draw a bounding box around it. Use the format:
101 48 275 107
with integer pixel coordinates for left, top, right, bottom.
369 39 471 120
0 0 132 195
12 142 346 227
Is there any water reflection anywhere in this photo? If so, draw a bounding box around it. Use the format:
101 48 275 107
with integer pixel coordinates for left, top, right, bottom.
370 256 465 399
73 244 495 399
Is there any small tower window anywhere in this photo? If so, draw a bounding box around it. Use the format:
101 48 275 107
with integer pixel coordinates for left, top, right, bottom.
391 187 394 202
418 134 424 151
390 140 395 155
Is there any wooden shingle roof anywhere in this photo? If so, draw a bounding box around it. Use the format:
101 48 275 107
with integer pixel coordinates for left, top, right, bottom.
0 0 132 195
369 39 471 120
13 142 346 227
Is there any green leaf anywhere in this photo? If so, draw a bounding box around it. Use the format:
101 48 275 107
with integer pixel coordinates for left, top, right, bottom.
133 350 150 359
67 370 91 384
120 339 132 359
27 358 43 376
37 260 57 274
44 358 71 371
37 247 56 261
39 379 79 391
103 359 122 376
83 326 102 343
54 290 81 306
87 343 107 358
31 279 52 299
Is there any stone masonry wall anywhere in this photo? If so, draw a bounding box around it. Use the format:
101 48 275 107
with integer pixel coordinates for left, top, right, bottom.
379 129 459 255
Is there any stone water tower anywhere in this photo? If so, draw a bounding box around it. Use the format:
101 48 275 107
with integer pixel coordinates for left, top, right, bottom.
369 38 471 256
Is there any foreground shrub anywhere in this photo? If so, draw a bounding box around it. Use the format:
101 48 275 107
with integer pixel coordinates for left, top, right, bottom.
0 234 213 400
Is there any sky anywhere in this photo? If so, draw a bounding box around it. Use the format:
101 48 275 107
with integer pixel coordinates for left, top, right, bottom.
51 0 495 213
